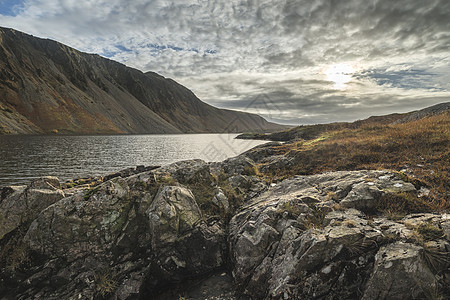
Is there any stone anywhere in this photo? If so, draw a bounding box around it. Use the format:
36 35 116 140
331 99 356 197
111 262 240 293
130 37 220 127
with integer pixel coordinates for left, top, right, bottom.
0 177 65 240
221 156 257 176
211 188 230 213
362 242 436 300
147 186 202 246
1 166 447 299
4 173 226 299
28 176 61 190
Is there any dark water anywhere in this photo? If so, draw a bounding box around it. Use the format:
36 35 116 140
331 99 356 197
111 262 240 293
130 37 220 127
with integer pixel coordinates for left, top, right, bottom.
0 134 265 187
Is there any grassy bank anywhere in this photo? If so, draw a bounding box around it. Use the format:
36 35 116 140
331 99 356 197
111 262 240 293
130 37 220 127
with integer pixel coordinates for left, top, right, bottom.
255 111 449 211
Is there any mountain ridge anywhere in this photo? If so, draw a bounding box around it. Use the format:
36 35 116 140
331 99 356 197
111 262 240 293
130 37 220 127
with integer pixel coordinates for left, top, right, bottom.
0 27 286 134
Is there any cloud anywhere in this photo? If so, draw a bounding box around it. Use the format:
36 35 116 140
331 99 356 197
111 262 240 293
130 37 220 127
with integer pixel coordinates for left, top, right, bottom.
0 0 449 124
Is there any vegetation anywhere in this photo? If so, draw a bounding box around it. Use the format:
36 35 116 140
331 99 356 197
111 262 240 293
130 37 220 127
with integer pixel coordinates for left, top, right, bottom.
303 206 328 229
257 112 449 211
94 270 118 297
415 223 445 242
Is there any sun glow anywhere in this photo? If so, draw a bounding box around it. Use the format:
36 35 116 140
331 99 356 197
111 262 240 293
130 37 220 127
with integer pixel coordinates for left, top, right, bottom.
324 63 354 90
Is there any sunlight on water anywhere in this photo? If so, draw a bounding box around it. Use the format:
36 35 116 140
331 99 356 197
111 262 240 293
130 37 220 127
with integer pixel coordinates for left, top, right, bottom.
0 134 266 187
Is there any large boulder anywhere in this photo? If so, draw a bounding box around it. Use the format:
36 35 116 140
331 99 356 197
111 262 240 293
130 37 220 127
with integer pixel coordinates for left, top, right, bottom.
362 242 436 300
228 170 447 299
2 172 226 299
0 177 65 239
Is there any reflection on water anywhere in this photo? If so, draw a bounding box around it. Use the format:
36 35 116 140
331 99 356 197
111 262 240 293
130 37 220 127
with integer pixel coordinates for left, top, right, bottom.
0 134 265 187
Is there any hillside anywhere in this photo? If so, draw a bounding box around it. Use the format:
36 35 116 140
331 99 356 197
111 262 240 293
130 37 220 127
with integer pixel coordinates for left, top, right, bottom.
237 101 449 142
0 27 285 134
242 105 449 211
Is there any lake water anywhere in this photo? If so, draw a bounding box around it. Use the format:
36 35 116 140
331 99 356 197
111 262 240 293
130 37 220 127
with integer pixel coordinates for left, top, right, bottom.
0 134 266 187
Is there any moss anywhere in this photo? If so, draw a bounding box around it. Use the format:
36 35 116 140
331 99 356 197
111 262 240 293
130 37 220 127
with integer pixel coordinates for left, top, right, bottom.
279 202 303 217
84 185 101 200
326 191 339 201
393 170 427 189
94 270 118 297
186 181 217 216
241 165 258 176
302 206 327 229
415 223 445 241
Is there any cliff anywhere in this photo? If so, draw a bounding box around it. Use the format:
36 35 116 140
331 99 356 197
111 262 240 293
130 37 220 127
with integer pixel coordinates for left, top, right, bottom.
0 27 285 134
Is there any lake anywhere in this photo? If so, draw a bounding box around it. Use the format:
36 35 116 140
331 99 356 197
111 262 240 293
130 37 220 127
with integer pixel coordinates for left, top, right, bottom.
0 134 266 187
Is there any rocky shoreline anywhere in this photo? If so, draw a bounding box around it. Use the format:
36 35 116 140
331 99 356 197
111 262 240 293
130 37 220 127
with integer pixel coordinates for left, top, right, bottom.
1 146 449 299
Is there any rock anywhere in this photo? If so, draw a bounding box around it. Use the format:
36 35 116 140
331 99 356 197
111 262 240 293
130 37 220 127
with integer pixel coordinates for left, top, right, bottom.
0 166 447 299
211 188 230 213
259 155 294 174
24 177 133 260
103 165 159 181
3 173 226 299
29 176 61 190
222 156 257 176
0 177 65 240
157 159 212 184
147 186 202 246
362 242 436 300
241 142 282 163
228 175 268 201
227 170 445 299
339 182 383 211
441 214 450 242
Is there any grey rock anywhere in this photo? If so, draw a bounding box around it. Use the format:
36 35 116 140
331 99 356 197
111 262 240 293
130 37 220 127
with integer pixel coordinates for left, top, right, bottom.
212 188 230 213
8 174 224 298
362 242 436 300
0 177 65 240
28 176 61 190
227 170 444 299
222 156 257 176
158 159 212 184
147 186 202 246
1 166 447 300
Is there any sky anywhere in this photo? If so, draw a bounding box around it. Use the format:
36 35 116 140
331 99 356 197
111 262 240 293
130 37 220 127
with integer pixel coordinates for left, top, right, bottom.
0 0 449 125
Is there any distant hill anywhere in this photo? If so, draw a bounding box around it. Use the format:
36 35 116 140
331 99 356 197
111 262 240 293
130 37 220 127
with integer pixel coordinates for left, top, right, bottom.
0 27 286 134
237 102 450 141
394 102 450 124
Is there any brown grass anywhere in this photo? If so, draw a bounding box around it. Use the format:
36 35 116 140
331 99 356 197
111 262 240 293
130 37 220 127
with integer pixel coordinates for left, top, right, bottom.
260 112 450 211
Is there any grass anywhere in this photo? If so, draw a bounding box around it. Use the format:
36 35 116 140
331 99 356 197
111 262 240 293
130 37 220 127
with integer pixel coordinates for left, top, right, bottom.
415 223 445 241
303 206 327 229
376 191 434 220
258 112 450 212
94 270 118 297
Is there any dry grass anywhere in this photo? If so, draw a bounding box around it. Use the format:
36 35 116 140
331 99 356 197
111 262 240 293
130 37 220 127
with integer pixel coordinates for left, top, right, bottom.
260 112 450 211
94 270 118 297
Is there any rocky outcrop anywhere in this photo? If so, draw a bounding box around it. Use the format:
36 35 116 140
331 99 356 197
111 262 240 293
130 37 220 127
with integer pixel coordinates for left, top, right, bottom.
228 170 449 299
0 27 286 134
0 177 65 239
0 159 448 299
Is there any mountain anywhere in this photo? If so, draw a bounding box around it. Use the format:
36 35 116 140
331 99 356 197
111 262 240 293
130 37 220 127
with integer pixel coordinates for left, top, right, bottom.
0 27 286 134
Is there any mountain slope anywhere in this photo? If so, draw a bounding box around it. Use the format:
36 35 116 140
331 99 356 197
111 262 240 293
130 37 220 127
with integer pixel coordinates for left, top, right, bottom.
237 101 450 141
0 27 285 134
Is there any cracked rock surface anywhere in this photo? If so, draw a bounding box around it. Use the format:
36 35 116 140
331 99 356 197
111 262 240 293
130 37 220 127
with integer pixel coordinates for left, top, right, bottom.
1 160 448 299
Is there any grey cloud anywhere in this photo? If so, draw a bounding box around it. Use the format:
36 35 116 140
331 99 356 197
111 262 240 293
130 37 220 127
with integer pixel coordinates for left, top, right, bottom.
0 0 449 124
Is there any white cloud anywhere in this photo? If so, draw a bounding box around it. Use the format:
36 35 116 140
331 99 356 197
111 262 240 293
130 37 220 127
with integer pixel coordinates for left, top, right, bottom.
0 0 448 124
